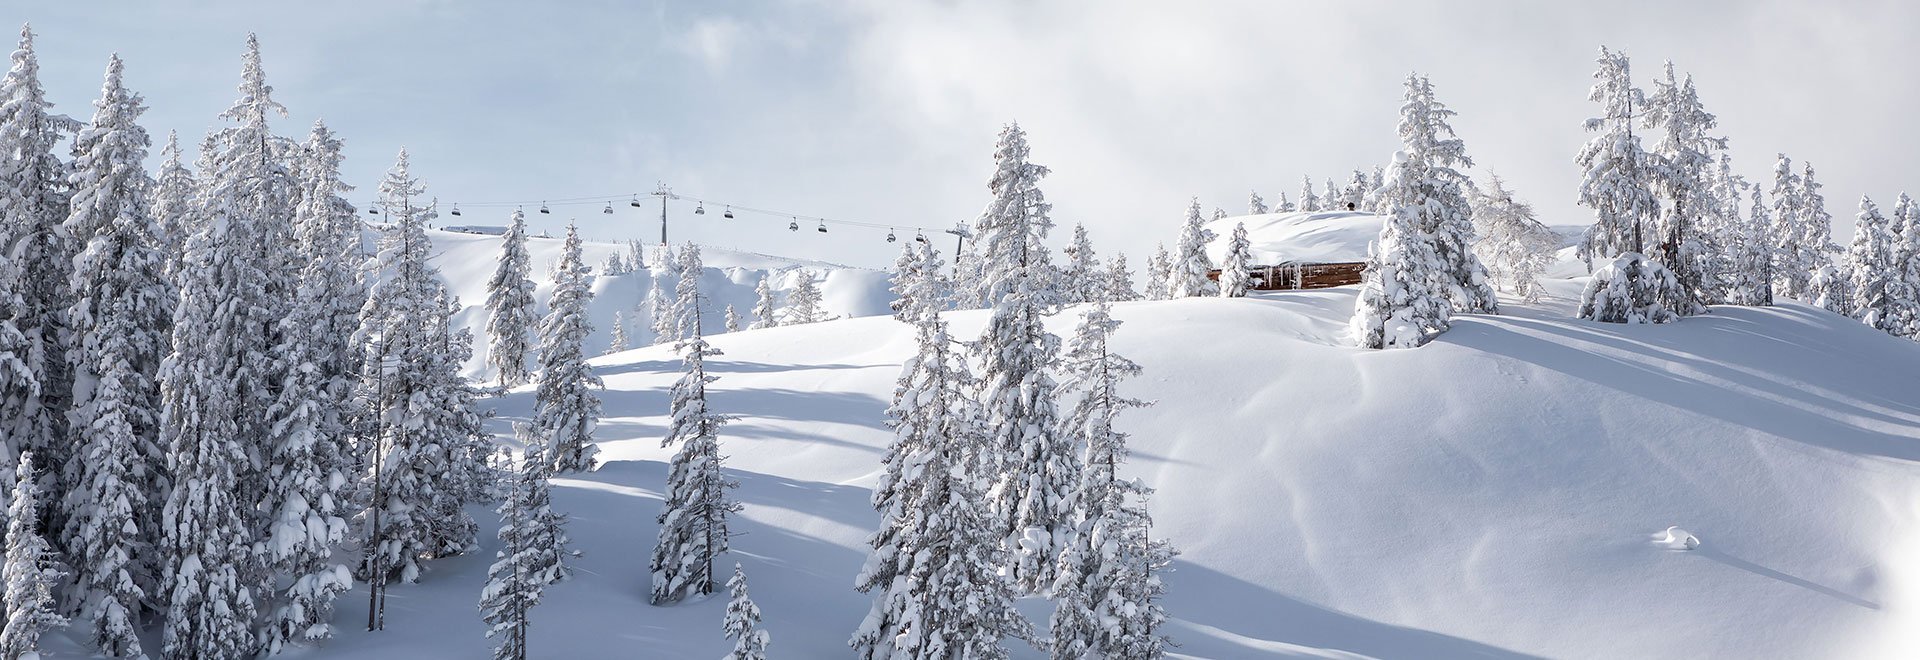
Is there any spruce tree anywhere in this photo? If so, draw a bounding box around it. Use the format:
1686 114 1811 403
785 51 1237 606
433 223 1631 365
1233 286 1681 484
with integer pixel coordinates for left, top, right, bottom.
258 124 362 655
1894 195 1920 337
486 209 538 387
648 278 675 345
1144 243 1171 301
1048 304 1174 658
650 296 739 605
1768 154 1819 301
782 269 828 326
722 564 770 660
161 34 300 657
1387 74 1497 314
150 130 197 278
969 122 1058 308
1218 222 1254 298
1575 47 1661 271
1061 222 1101 304
1783 162 1838 304
749 275 777 330
607 311 630 356
724 304 740 333
852 304 1029 659
1351 160 1450 349
1844 196 1900 330
671 245 707 339
1105 253 1138 302
478 424 573 660
355 150 485 612
1642 62 1722 315
1275 190 1295 213
0 23 81 515
1248 190 1268 215
1739 187 1776 307
60 53 168 659
1299 176 1320 212
1469 176 1558 303
1166 198 1217 298
535 224 602 474
1 453 67 660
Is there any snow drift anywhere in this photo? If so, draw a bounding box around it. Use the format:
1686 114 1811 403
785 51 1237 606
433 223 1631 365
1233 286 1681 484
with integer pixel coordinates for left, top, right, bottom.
307 278 1920 659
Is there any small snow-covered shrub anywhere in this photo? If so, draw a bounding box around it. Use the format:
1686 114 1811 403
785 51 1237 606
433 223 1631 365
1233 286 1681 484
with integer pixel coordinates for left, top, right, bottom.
1578 252 1687 324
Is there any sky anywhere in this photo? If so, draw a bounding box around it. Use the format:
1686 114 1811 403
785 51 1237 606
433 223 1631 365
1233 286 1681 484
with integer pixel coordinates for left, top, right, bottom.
20 0 1919 269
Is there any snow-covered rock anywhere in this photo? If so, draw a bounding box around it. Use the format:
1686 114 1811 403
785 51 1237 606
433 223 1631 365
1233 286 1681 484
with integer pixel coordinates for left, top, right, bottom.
1654 526 1701 551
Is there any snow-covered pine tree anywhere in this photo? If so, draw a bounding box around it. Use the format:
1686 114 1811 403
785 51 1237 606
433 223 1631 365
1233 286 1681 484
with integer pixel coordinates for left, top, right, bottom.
670 244 707 339
650 296 740 605
1577 252 1687 324
1768 154 1813 301
724 304 740 333
1784 162 1839 304
161 34 303 657
648 278 674 345
1323 179 1340 211
150 130 197 277
969 122 1058 308
967 151 1075 594
1341 169 1370 210
1469 175 1558 303
1366 165 1388 211
1893 195 1920 337
536 224 602 474
1642 62 1722 315
1061 222 1101 304
1845 196 1901 331
1386 74 1498 315
1299 176 1320 212
781 269 828 325
59 53 168 658
722 564 770 660
1701 154 1751 305
1166 198 1218 298
1211 207 1227 222
1 453 67 660
748 275 777 330
1738 187 1776 307
1575 47 1661 272
607 311 629 356
1105 253 1137 302
486 209 538 387
1143 243 1172 302
355 149 485 613
1218 222 1254 298
1351 150 1451 349
478 424 573 660
889 239 945 323
602 251 629 277
258 118 365 655
0 23 82 515
852 304 1029 659
1249 191 1268 215
420 290 490 562
1048 298 1174 659
1275 190 1295 213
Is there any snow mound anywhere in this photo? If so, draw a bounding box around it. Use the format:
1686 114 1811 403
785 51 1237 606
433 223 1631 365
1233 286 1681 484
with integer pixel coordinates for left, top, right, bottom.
1655 526 1702 551
316 280 1920 659
367 224 896 378
1203 211 1385 265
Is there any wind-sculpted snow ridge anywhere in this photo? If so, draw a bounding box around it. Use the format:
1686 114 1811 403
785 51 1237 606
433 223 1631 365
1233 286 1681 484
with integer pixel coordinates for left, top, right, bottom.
317 278 1920 659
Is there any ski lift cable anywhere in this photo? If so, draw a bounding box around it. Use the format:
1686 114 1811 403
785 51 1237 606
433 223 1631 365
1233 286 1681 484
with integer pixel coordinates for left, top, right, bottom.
440 189 949 235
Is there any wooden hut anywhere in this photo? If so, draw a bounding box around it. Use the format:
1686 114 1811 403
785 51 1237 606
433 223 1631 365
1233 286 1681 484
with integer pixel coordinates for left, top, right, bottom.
1202 210 1380 291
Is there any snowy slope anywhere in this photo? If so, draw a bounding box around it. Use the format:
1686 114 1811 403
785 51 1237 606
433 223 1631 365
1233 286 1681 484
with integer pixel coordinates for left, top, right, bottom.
306 281 1920 659
368 224 897 379
1204 211 1384 265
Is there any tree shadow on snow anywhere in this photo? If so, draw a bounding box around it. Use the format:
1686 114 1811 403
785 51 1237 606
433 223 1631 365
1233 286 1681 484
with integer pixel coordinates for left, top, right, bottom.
1444 308 1920 463
1164 561 1544 659
1687 545 1880 610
